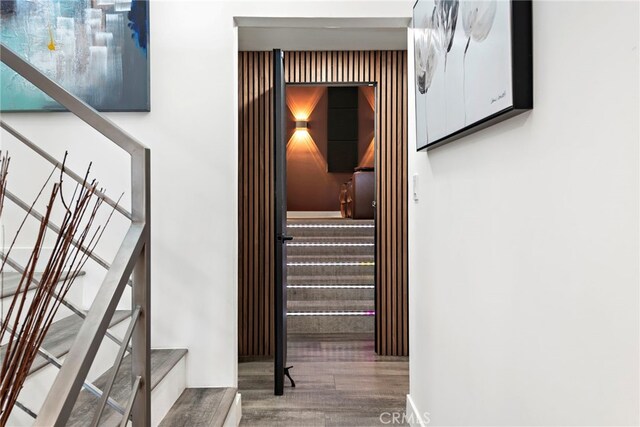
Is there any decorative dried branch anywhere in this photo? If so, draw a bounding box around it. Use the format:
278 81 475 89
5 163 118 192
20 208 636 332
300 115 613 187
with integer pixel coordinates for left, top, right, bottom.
0 152 9 219
0 152 119 425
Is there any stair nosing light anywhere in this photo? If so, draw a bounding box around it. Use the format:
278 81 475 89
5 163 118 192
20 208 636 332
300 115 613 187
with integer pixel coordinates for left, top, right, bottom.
286 242 374 246
287 224 374 228
287 310 375 316
288 262 374 266
288 285 374 289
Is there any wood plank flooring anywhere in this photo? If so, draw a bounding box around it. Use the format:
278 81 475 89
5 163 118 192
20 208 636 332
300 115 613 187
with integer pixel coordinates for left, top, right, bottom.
159 388 237 427
238 333 408 426
67 349 187 426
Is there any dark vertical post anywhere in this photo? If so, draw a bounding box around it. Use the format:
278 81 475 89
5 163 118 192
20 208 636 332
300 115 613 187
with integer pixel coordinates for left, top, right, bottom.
273 49 288 396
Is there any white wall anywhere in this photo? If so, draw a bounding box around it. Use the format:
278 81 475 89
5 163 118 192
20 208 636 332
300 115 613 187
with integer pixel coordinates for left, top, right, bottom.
0 0 413 388
408 1 639 425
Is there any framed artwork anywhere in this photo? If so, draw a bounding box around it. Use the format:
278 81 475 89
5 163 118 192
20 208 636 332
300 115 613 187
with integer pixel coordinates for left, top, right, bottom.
413 0 532 151
0 0 149 112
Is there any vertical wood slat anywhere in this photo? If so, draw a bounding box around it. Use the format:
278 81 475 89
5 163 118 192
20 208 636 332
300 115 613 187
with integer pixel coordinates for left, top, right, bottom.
238 50 408 357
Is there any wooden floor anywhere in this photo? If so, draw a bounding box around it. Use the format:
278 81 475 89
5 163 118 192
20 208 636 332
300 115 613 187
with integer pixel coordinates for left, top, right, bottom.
238 333 409 426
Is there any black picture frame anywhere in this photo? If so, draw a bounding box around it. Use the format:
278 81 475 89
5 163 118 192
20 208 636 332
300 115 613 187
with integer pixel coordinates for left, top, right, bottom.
413 0 533 151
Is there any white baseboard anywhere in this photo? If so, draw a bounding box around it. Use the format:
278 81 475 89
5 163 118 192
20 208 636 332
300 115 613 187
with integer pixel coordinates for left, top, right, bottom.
287 211 342 219
406 394 430 427
223 393 242 427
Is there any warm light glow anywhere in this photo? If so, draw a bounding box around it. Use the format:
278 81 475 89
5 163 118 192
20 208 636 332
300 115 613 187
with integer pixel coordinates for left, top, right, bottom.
362 86 375 110
286 86 325 121
287 129 327 172
359 137 375 168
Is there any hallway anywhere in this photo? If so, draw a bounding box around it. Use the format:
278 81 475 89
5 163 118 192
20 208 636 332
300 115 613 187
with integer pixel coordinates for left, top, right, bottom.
238 334 408 426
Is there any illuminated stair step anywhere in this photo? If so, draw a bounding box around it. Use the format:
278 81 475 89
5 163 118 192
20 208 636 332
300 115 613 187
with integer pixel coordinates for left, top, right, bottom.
287 311 375 316
288 224 374 229
288 285 373 301
287 242 374 246
288 284 374 289
287 275 374 285
287 313 374 333
286 222 374 238
288 299 374 311
288 262 374 266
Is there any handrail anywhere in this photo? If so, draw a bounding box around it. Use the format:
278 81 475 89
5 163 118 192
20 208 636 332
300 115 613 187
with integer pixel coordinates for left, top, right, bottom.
0 42 151 426
120 376 142 427
0 44 148 156
15 402 37 419
4 189 135 289
4 189 113 269
0 121 132 219
91 306 141 427
0 252 128 350
35 223 146 426
5 325 126 415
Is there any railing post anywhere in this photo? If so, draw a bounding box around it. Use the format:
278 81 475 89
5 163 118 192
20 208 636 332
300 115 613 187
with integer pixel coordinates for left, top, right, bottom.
131 147 151 426
1 42 152 426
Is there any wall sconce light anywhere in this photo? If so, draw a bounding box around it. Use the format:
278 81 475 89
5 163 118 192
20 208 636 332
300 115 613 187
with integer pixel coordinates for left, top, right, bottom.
295 120 308 130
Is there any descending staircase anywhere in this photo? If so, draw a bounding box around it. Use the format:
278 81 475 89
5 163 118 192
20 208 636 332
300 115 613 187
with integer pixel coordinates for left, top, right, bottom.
286 218 375 334
1 272 188 427
0 44 190 426
67 349 188 426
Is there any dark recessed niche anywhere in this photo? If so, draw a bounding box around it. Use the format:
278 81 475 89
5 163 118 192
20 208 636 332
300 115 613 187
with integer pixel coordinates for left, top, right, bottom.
327 87 358 173
328 109 358 141
328 140 358 173
328 86 359 109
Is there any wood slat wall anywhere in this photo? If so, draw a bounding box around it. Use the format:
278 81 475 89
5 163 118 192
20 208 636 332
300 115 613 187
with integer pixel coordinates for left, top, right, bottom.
238 50 408 357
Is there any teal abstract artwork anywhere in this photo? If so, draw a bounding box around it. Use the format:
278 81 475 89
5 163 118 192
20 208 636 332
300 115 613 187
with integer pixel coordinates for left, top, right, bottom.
0 0 149 111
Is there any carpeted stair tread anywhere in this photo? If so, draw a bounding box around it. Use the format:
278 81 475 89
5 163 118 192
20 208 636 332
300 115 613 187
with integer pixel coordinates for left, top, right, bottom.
288 300 374 312
287 255 374 263
287 275 374 286
287 219 374 225
288 286 374 301
286 218 376 334
288 315 374 334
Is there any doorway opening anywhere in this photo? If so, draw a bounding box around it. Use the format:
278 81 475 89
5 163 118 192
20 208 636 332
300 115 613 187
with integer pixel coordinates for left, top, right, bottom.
285 83 377 354
237 43 409 421
237 48 408 361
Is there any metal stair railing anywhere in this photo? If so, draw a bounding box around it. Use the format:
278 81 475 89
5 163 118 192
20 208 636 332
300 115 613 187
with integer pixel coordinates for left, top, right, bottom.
0 43 151 427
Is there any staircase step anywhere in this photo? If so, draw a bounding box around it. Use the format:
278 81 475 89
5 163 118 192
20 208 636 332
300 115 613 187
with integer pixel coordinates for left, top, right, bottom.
286 240 374 256
287 255 374 263
0 309 129 376
287 219 374 226
67 348 188 426
1 271 86 298
287 236 374 244
287 312 374 334
288 285 374 301
285 218 376 335
288 275 374 286
287 221 374 238
288 300 374 312
287 261 374 277
159 387 237 427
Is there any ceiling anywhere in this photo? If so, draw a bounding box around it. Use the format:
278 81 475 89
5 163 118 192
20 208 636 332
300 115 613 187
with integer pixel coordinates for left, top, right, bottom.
238 26 408 52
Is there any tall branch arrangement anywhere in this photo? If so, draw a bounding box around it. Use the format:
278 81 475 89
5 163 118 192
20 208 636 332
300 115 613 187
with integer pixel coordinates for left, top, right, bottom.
0 152 119 425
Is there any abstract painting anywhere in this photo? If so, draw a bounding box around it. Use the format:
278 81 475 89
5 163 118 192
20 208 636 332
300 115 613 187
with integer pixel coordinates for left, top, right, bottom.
413 0 532 150
0 0 149 112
